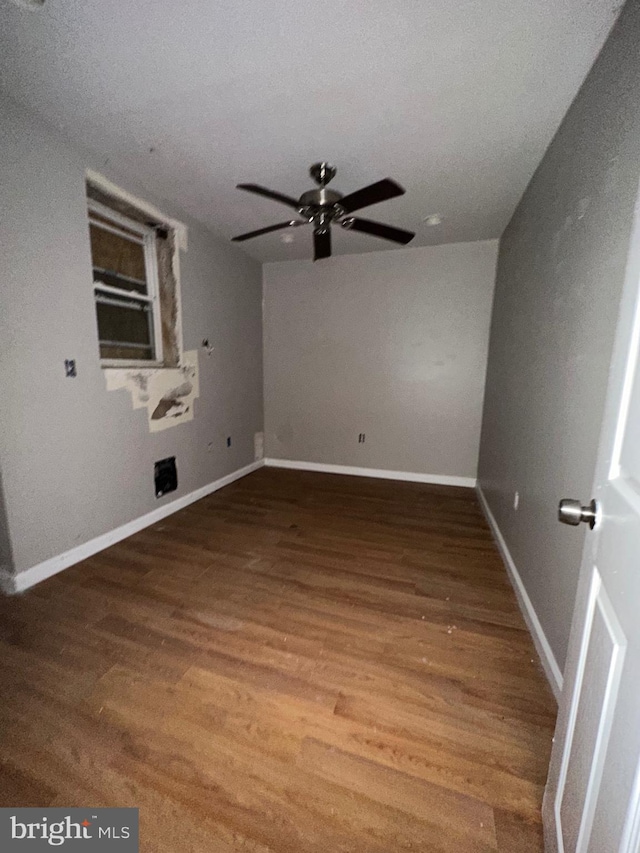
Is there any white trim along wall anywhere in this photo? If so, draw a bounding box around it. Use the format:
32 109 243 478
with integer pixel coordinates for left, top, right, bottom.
1 454 560 707
0 460 475 595
476 485 564 701
0 460 263 596
264 458 476 488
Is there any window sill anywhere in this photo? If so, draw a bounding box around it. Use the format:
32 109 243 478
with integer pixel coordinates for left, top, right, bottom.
101 359 166 370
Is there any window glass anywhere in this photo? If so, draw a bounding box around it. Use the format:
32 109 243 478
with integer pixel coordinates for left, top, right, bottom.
89 221 148 295
95 292 154 361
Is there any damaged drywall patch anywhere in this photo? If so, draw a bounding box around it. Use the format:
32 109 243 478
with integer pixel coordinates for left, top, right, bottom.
105 350 200 433
151 380 193 420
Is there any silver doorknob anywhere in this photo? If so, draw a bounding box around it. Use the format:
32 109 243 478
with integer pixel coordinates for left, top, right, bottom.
558 498 598 529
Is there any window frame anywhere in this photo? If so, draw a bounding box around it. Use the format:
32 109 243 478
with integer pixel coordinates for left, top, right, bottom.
88 199 165 368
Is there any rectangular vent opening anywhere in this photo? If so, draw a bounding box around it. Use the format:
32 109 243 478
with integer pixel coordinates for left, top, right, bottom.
155 456 177 498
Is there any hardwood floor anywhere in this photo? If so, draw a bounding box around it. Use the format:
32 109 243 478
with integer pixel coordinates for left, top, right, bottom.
0 468 556 852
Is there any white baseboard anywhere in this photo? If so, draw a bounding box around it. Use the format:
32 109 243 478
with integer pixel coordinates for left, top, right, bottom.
264 458 476 488
476 484 563 701
4 460 265 595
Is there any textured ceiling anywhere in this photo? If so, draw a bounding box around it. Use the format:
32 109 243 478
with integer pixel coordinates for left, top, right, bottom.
0 0 620 262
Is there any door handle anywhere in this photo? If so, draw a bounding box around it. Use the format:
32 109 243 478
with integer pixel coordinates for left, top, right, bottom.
558 498 599 529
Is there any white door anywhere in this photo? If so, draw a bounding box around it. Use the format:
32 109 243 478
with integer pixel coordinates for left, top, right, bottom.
543 178 640 852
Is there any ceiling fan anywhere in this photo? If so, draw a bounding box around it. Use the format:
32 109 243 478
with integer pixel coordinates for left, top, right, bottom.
231 162 415 261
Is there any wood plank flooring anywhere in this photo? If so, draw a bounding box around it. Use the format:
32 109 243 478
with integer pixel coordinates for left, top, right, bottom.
0 468 556 852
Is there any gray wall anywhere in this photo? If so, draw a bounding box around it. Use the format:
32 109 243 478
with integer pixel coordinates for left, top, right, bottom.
264 241 498 479
0 472 14 577
478 0 640 674
0 94 263 577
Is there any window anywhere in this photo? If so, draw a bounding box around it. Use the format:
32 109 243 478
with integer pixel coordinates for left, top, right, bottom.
89 203 162 363
86 179 180 368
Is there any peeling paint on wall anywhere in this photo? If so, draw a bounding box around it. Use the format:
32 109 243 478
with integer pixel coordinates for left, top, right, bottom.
105 350 200 432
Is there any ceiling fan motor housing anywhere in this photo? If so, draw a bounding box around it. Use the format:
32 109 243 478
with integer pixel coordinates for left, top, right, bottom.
297 187 345 225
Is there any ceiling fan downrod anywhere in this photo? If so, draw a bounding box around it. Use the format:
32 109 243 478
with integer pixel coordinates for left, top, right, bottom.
309 162 337 188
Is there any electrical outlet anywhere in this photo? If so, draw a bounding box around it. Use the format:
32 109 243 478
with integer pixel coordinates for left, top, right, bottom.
514 491 520 510
226 436 232 448
64 359 77 378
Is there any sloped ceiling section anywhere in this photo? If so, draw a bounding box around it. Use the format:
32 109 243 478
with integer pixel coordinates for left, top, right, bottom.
0 0 621 261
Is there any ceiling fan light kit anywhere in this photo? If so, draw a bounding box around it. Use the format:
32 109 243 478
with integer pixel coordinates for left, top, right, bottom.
231 162 415 261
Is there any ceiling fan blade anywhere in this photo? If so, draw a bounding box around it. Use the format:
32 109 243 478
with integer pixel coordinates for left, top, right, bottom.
338 178 405 214
231 221 302 242
313 228 331 261
236 183 300 210
343 217 415 245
